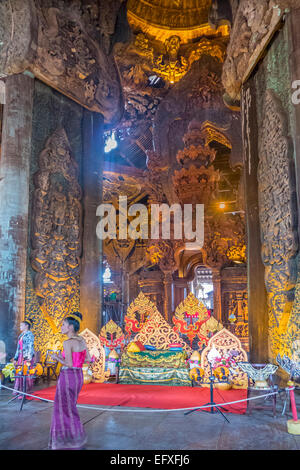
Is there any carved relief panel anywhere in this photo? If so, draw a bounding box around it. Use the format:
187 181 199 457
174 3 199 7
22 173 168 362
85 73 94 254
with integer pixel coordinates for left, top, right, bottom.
30 128 82 355
258 89 298 358
221 267 248 351
0 0 124 122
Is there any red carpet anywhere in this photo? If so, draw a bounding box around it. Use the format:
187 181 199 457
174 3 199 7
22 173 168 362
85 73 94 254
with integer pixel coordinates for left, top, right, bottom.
34 383 247 414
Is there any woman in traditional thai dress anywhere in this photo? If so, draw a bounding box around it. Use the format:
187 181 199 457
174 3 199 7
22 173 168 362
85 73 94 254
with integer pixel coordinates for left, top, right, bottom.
13 319 35 397
49 311 92 450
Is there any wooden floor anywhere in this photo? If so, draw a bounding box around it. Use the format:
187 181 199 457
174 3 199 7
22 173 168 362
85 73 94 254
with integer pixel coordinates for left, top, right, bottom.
0 380 300 451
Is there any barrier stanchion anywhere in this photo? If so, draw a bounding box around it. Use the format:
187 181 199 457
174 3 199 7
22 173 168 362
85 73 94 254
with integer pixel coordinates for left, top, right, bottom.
287 381 300 435
0 383 279 414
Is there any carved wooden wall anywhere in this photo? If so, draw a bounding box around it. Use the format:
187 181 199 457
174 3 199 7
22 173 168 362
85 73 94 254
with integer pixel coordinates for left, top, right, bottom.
237 15 300 361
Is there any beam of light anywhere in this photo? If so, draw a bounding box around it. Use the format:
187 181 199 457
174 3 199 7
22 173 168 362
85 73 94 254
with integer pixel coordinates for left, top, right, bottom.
104 131 118 153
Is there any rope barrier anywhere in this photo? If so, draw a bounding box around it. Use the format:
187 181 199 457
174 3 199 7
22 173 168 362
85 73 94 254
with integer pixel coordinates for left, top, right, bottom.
0 383 280 414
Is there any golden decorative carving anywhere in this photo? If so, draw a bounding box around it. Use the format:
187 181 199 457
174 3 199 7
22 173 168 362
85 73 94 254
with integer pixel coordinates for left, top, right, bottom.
198 315 223 342
116 26 226 87
124 292 157 337
225 292 248 324
188 38 225 67
153 36 189 84
146 244 165 265
223 290 249 351
201 328 248 389
283 269 300 359
134 33 154 60
127 0 229 44
226 244 246 264
175 293 208 321
203 214 246 268
200 121 232 149
25 268 72 361
133 307 192 354
128 0 212 30
173 293 223 349
99 320 125 351
147 241 177 274
79 328 110 383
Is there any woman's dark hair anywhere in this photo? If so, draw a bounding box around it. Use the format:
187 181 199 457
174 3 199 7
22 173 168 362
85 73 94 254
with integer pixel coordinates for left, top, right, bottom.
65 311 82 333
23 318 33 330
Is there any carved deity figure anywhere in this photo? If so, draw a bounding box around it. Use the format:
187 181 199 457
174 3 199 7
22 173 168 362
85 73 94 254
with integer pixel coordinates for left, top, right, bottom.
49 183 67 232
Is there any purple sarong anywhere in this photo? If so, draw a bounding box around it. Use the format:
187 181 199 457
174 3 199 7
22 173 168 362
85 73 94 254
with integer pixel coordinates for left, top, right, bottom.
49 368 87 450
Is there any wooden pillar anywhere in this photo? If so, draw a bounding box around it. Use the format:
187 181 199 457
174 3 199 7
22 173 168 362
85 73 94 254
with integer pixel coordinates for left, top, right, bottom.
80 111 104 334
0 73 34 358
212 268 222 323
124 271 130 308
288 9 300 237
121 267 130 324
241 80 268 362
163 271 173 323
173 276 188 309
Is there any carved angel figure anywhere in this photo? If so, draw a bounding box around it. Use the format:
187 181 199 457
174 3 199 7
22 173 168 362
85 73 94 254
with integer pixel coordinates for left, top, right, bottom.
276 354 300 379
238 362 278 388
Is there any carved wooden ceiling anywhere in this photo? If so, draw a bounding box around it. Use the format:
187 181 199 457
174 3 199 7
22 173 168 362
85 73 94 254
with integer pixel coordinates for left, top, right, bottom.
127 0 229 43
108 0 230 169
101 0 245 276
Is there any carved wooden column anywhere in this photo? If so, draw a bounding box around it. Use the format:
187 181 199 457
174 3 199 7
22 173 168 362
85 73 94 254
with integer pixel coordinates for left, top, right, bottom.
122 269 130 322
241 80 268 362
80 111 104 334
212 268 222 323
0 73 34 358
288 9 300 237
173 275 188 308
163 271 174 323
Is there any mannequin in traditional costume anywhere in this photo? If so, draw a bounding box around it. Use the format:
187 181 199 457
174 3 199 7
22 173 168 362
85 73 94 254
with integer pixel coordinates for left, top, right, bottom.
49 311 92 450
13 319 35 397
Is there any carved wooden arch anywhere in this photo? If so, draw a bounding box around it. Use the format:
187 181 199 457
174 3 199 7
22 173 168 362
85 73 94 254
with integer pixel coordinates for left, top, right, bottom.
183 256 212 282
